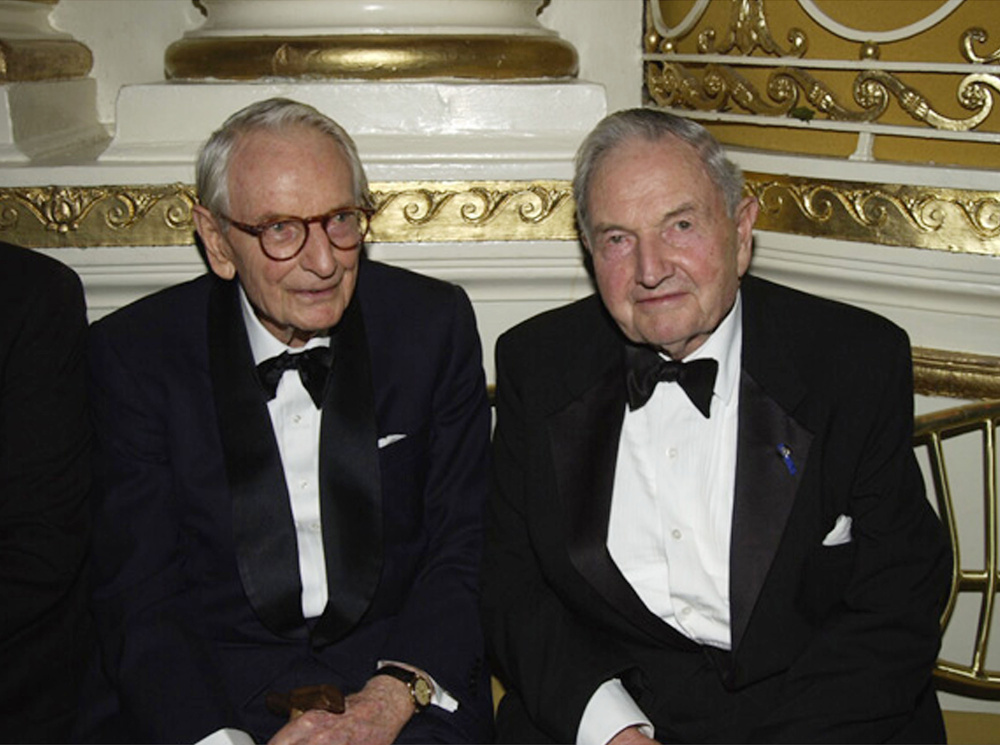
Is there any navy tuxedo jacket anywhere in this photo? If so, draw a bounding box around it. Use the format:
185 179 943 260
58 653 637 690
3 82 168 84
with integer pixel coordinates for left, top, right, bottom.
84 260 494 743
483 275 950 744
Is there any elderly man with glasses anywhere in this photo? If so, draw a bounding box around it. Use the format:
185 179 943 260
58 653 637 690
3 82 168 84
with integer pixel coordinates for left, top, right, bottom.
80 98 494 745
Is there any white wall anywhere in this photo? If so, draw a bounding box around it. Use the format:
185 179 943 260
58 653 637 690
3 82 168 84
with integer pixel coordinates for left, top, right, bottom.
539 0 644 114
50 0 204 126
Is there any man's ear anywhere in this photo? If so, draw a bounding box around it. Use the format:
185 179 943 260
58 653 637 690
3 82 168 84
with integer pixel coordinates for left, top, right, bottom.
734 195 759 277
193 205 237 280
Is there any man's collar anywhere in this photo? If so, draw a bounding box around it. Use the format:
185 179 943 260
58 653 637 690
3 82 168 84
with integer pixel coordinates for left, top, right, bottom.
238 284 330 366
660 290 742 406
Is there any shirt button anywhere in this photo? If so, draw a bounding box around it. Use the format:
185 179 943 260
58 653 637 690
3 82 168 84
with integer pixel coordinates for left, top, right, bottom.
311 521 322 533
667 447 678 459
292 414 302 424
680 606 692 617
672 529 682 540
298 479 308 490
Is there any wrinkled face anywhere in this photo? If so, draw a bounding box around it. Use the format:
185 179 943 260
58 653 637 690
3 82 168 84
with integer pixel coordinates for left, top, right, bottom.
585 135 758 360
195 126 360 347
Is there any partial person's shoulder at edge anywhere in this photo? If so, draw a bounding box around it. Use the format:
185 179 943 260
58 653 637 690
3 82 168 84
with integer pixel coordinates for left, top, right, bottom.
0 241 82 287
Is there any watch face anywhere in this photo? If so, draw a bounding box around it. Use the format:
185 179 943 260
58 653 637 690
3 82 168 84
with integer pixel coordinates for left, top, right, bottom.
412 676 433 708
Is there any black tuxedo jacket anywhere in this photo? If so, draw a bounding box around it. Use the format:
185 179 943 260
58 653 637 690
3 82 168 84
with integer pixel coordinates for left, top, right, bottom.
83 260 494 743
483 275 950 743
0 243 91 743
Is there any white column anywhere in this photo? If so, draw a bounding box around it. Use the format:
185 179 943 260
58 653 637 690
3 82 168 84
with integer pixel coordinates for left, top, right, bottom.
0 0 100 161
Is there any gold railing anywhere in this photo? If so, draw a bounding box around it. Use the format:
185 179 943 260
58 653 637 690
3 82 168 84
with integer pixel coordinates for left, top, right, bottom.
914 400 1000 697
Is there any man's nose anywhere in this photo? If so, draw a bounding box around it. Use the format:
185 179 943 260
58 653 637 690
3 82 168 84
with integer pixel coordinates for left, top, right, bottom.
634 233 675 287
298 222 338 276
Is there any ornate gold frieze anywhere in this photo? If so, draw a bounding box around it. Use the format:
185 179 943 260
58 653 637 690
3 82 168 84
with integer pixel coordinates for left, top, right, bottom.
165 35 578 81
0 184 197 248
0 181 577 248
693 0 807 58
913 347 1000 400
745 173 1000 256
0 38 93 82
644 1 1000 135
1 178 997 254
645 59 1000 132
368 181 576 243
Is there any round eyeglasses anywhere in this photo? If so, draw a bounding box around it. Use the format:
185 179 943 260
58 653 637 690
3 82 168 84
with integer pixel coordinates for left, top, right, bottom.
222 207 372 261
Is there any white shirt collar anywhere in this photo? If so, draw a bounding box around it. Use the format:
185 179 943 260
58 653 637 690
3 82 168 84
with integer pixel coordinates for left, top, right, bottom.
238 285 331 366
661 289 743 406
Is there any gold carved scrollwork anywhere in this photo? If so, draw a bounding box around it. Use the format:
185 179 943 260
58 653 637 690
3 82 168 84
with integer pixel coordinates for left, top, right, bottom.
962 27 1000 65
746 173 1000 255
368 181 576 243
696 0 807 57
0 182 576 248
1 178 995 255
646 61 999 130
645 1 1000 135
854 70 998 131
0 185 197 247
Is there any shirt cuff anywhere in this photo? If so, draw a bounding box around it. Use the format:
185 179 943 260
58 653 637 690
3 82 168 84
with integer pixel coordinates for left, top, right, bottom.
377 660 459 713
576 678 654 745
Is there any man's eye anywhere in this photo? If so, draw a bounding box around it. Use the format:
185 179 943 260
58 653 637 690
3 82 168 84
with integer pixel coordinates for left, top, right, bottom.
263 221 297 239
601 233 634 251
676 219 692 231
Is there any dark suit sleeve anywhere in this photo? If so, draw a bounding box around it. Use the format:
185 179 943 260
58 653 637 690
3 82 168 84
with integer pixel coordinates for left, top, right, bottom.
374 285 495 737
751 330 950 743
0 250 91 740
483 335 642 743
87 322 238 743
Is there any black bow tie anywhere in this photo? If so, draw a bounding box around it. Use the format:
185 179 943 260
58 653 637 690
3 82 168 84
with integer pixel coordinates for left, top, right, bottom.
256 346 334 408
625 346 718 418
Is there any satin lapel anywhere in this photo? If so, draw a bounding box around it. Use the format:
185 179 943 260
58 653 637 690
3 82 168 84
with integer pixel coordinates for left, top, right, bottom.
729 278 813 653
208 278 305 637
558 342 692 647
311 298 383 646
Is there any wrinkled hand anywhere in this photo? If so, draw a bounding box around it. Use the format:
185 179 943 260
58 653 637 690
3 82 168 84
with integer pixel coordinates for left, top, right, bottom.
267 676 413 745
608 725 660 745
267 684 345 719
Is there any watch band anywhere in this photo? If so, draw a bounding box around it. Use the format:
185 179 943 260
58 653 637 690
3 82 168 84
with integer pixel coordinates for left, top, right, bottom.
373 665 433 711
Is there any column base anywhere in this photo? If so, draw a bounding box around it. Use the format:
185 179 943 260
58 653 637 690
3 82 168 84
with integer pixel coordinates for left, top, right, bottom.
165 34 578 81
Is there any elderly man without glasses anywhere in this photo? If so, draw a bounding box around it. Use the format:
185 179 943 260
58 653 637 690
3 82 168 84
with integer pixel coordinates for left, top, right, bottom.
482 108 950 745
80 97 494 745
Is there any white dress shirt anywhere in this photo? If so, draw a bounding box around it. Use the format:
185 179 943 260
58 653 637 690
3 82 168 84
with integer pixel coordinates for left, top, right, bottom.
577 293 743 745
238 288 458 712
240 289 331 619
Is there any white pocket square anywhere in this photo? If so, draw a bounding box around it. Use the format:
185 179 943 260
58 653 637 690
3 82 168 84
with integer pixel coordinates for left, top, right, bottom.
822 514 853 546
377 433 407 449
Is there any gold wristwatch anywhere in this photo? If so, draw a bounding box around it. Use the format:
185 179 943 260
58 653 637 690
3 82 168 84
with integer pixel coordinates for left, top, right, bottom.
373 665 433 711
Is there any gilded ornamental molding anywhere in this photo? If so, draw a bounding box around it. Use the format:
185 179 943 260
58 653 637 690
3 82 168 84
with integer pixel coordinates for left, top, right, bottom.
0 184 198 248
644 0 1000 131
368 181 576 243
165 35 578 81
745 173 1000 256
1 178 995 255
913 347 1000 400
0 181 577 248
644 0 1000 166
0 38 93 82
